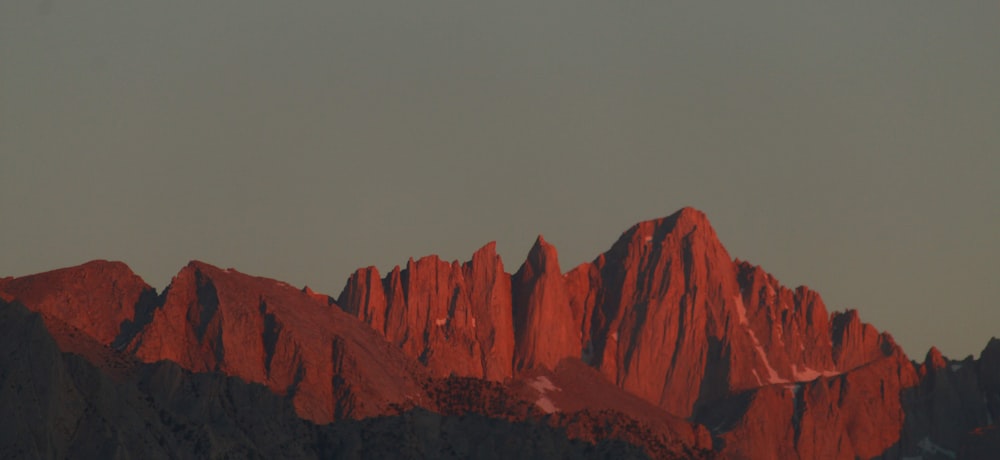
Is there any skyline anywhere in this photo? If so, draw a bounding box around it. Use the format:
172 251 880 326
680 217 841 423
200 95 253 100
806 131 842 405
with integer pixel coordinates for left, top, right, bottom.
2 1 997 360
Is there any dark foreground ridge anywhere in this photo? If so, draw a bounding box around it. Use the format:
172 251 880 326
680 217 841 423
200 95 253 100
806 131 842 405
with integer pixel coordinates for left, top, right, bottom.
0 299 658 459
1 207 996 459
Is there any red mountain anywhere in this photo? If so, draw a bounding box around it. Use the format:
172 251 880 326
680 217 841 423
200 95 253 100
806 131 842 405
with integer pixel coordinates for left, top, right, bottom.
126 261 430 423
0 260 155 347
338 242 516 381
1 207 996 459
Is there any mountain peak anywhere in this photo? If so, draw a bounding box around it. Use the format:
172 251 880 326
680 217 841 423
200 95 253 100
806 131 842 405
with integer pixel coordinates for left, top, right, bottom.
635 206 710 234
183 259 228 274
0 259 153 346
925 346 948 370
81 258 133 270
524 235 561 274
9 259 139 279
6 208 997 459
471 241 499 258
531 234 553 249
513 235 576 372
605 206 725 263
670 205 709 223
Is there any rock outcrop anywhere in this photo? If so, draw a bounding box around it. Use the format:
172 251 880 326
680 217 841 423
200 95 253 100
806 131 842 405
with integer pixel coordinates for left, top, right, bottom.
698 345 919 459
337 243 515 380
128 261 430 423
0 260 156 347
511 236 581 372
891 339 1000 459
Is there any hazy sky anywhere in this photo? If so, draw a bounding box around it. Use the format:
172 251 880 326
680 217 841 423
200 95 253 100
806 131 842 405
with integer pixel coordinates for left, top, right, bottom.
2 1 997 360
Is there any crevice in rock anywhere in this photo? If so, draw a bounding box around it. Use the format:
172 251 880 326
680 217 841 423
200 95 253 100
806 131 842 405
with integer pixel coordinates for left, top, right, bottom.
112 287 163 350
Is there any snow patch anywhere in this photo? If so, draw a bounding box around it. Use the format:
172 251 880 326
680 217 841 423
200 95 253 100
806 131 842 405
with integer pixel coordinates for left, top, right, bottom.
750 330 786 383
792 365 840 381
793 367 821 381
917 437 956 459
735 296 841 385
529 376 558 393
535 396 558 413
529 376 561 414
738 306 782 382
783 383 802 396
734 296 750 326
950 363 962 372
735 296 786 384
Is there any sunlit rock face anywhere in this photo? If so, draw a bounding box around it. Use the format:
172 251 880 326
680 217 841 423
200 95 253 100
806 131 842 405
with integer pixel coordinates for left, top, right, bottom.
127 261 429 423
3 207 998 459
0 260 156 346
338 242 516 381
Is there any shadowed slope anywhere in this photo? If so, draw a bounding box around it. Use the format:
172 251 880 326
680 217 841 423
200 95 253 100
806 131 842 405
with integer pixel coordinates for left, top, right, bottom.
0 299 654 460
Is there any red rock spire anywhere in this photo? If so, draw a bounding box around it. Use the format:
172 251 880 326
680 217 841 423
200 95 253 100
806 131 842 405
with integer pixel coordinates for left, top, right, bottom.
511 235 580 371
463 242 515 380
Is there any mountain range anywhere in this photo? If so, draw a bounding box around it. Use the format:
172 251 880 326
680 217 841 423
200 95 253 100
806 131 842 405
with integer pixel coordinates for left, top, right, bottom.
1 207 996 459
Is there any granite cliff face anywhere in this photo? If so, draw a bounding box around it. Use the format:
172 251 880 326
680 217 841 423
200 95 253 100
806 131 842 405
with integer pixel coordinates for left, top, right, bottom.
126 261 431 423
1 207 997 459
511 236 581 373
337 242 515 381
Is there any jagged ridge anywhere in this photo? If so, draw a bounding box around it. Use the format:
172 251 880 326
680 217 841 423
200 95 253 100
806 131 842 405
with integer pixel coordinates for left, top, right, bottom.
1 207 997 459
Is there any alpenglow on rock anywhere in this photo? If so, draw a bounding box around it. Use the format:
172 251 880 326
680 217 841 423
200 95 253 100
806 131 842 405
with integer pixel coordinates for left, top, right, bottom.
2 207 997 459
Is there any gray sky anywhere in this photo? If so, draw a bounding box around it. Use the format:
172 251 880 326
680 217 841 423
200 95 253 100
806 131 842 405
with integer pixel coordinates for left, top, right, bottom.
2 1 997 360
